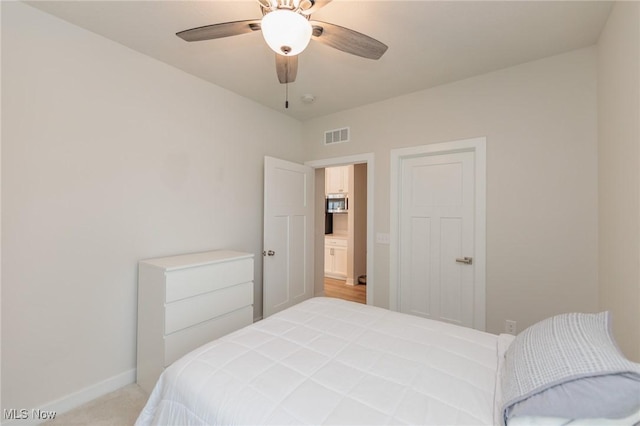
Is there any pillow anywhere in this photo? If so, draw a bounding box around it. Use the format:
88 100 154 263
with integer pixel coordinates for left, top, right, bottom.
507 407 640 426
500 312 640 425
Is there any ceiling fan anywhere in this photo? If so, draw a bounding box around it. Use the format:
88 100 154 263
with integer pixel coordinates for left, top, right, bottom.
176 0 388 85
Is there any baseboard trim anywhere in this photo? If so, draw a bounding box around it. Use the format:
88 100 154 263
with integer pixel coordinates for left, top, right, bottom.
2 369 136 426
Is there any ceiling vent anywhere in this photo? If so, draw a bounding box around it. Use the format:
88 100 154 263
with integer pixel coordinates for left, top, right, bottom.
324 127 350 145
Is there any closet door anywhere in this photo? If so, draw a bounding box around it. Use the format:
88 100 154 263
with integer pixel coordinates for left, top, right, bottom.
392 138 486 331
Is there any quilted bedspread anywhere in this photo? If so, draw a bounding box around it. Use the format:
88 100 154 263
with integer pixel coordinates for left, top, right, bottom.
136 297 500 425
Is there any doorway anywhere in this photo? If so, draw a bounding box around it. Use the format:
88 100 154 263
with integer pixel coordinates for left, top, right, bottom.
306 154 374 306
323 164 367 304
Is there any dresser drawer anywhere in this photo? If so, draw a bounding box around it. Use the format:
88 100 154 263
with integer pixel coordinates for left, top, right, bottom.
326 237 347 247
164 305 253 366
165 282 253 335
165 258 253 302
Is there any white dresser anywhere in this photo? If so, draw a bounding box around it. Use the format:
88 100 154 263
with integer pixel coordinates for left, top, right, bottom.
136 250 254 393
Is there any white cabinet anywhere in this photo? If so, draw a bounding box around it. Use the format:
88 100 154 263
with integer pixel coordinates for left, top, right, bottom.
326 166 349 194
137 250 254 393
324 237 347 279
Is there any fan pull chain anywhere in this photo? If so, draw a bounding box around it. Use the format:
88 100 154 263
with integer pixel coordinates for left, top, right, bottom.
285 81 289 109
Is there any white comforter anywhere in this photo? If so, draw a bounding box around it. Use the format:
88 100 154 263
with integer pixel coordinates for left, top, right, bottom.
136 297 502 425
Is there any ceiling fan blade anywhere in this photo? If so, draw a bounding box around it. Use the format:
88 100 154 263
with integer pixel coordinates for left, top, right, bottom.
299 0 332 16
176 20 261 42
310 21 388 60
276 54 298 84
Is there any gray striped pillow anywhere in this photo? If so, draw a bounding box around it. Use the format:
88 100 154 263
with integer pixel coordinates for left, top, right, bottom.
500 312 640 424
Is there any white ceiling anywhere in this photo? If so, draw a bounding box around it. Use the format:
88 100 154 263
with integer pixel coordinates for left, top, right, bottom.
25 1 613 121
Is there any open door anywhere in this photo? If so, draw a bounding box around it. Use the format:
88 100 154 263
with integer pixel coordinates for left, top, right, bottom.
263 156 314 317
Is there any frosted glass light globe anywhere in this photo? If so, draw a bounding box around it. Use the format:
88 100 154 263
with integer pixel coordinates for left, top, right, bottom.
261 10 312 56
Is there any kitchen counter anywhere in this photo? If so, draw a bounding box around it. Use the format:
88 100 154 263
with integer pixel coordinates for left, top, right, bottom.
325 234 347 239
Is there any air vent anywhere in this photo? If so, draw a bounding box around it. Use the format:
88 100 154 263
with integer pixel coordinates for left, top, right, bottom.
324 127 350 145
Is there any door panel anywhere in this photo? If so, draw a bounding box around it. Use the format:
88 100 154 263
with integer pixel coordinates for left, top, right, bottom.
263 157 314 317
440 217 463 323
289 214 307 299
405 216 431 317
266 215 289 309
411 162 463 207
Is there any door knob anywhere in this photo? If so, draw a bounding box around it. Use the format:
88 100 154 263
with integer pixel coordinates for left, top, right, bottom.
263 250 276 257
455 257 473 265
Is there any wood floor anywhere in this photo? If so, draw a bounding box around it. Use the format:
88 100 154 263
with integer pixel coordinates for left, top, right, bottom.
324 277 366 304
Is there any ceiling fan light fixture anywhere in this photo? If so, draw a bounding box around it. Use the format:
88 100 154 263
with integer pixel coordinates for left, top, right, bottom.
261 10 312 55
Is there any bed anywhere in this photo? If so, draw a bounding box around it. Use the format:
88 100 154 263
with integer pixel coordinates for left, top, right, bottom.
136 297 640 425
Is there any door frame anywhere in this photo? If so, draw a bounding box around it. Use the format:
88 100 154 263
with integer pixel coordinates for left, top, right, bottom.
390 138 486 330
306 153 375 306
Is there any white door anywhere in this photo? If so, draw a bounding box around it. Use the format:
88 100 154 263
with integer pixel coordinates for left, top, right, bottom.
263 156 314 317
399 151 477 328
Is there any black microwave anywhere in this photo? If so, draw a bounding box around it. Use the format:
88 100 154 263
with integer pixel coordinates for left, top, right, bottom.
326 193 348 213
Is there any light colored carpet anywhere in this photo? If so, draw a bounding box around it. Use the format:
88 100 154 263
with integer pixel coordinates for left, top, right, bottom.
45 384 148 425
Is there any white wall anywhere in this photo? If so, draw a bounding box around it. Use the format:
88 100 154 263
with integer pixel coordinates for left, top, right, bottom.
597 1 640 362
303 47 600 336
1 2 303 412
